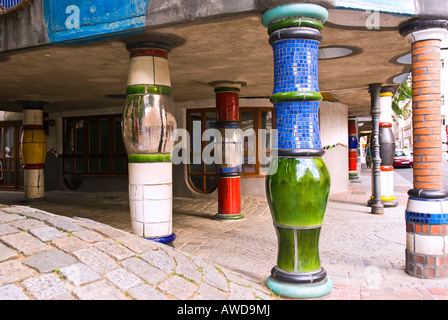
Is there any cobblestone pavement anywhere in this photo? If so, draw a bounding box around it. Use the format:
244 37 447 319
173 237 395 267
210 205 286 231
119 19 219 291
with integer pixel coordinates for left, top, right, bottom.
1 164 448 300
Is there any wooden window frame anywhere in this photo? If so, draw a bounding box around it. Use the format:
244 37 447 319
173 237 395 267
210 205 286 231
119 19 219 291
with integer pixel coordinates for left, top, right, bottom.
62 114 128 178
240 107 276 178
186 108 218 194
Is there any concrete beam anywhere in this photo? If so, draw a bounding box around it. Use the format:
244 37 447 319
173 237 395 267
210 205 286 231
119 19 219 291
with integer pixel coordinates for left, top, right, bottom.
417 0 448 19
0 0 49 52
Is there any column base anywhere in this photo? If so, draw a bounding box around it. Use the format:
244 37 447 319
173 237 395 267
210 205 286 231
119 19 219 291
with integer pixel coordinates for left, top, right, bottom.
23 197 47 203
145 233 176 246
128 162 174 241
266 276 333 299
406 195 448 279
215 213 244 220
367 199 398 208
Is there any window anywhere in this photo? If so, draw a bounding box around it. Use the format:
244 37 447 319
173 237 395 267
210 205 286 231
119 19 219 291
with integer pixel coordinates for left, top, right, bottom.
186 107 275 194
0 122 23 190
186 109 218 194
240 108 275 176
63 115 127 189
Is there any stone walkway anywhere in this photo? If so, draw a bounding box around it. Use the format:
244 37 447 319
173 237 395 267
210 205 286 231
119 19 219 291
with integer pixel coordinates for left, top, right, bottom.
0 205 272 300
1 164 448 300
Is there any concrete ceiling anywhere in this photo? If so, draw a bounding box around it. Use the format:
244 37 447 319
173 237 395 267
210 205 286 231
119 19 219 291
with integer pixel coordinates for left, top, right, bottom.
0 9 412 117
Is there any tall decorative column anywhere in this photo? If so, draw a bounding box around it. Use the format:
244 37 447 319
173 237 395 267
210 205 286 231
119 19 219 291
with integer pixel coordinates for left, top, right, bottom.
400 19 448 278
262 3 333 298
122 42 177 245
213 82 244 220
369 83 385 215
20 101 47 201
379 87 398 207
348 117 359 179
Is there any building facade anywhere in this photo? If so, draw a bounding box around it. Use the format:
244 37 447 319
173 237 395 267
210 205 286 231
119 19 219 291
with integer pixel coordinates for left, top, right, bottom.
1 0 448 291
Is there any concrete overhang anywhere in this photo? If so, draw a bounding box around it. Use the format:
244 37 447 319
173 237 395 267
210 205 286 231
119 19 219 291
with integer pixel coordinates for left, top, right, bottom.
0 0 444 117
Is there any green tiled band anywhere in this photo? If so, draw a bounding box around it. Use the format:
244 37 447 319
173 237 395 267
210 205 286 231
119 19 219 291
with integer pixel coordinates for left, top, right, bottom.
127 85 172 96
270 91 322 103
268 18 323 35
128 154 172 163
261 3 329 27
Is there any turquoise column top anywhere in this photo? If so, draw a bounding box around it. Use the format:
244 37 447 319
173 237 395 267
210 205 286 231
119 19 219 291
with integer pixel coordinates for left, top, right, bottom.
261 3 329 27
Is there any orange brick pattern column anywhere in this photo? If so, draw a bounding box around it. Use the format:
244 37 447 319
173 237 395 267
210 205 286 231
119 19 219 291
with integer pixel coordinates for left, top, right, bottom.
412 40 444 190
400 19 448 279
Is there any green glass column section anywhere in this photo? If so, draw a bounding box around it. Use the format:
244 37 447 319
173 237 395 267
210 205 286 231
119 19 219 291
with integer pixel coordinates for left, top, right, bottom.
267 158 330 273
262 3 333 299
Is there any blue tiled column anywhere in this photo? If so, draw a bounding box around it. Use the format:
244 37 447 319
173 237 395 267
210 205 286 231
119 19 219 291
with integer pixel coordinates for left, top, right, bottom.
262 4 332 299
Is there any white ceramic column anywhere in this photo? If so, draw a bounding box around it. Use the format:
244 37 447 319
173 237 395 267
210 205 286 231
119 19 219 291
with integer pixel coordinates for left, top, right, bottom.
122 42 177 244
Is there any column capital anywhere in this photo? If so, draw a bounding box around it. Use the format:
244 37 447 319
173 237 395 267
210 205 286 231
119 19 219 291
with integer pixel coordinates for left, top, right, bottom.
380 86 395 94
16 100 47 110
125 41 171 53
368 83 382 95
210 81 246 92
261 3 329 27
399 19 448 44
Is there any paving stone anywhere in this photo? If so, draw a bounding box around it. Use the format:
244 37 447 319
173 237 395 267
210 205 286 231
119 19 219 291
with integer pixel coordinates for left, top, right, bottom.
72 248 119 274
196 282 228 300
201 263 229 292
104 268 143 292
73 217 109 227
228 282 257 300
23 250 77 273
95 242 135 261
174 253 203 284
29 226 66 242
0 242 18 262
10 219 47 231
90 226 127 239
114 235 158 254
8 209 51 221
3 206 38 216
59 263 101 287
22 273 70 300
0 284 30 300
72 230 105 243
47 218 85 233
158 275 198 300
127 284 168 300
0 212 26 224
73 280 128 300
51 236 90 252
0 224 19 236
141 249 176 274
0 260 36 287
0 232 49 256
121 257 169 285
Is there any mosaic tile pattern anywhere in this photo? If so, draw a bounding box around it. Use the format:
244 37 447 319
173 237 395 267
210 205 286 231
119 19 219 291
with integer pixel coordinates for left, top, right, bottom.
273 39 320 94
272 38 322 150
406 211 448 224
274 101 322 149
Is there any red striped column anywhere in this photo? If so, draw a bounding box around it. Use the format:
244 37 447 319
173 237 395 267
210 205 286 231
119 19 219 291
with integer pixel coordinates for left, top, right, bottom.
348 117 359 179
214 82 243 220
400 19 448 278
